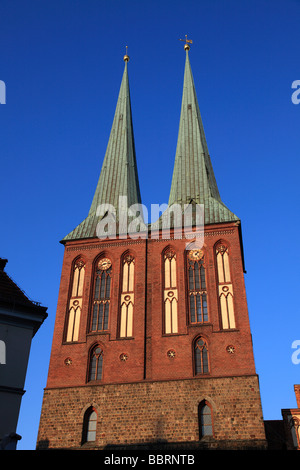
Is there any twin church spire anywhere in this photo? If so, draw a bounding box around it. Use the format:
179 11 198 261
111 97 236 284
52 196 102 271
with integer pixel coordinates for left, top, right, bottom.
63 53 142 242
168 47 238 224
63 43 238 243
88 53 141 217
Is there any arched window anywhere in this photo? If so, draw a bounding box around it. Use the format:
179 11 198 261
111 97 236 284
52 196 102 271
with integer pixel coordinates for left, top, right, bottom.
163 248 178 334
90 257 112 332
194 337 209 375
187 250 208 323
82 407 97 443
215 243 235 329
198 401 213 438
120 254 135 338
66 258 85 342
88 346 103 381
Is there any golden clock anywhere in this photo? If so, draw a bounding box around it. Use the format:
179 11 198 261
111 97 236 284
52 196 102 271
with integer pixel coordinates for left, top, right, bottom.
98 258 112 270
188 249 204 261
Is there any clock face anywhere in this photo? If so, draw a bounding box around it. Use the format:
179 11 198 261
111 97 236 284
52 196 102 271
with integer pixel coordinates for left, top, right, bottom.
98 258 112 271
188 249 204 261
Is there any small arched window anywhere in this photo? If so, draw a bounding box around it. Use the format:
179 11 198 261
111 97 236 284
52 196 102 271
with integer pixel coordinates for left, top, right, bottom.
82 407 97 443
88 346 103 382
66 258 85 342
90 257 112 332
198 401 213 438
194 337 209 375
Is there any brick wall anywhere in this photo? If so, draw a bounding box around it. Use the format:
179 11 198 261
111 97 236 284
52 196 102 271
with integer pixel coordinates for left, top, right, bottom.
45 223 257 389
37 374 266 449
38 222 266 449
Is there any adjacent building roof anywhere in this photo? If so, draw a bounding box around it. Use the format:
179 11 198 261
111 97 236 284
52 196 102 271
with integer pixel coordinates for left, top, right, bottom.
62 57 142 242
168 48 239 225
0 259 47 336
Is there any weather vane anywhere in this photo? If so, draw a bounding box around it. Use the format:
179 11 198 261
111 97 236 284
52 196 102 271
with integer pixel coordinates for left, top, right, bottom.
179 35 193 51
123 45 130 62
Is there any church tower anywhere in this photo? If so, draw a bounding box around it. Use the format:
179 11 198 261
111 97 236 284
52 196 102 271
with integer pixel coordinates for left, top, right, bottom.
37 45 267 450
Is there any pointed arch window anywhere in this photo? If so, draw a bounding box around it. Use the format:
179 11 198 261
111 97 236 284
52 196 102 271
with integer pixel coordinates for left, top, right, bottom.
90 258 112 332
198 401 213 438
88 346 103 381
194 337 209 375
187 250 208 324
120 254 135 338
66 259 85 342
82 407 97 443
163 248 178 334
216 243 235 329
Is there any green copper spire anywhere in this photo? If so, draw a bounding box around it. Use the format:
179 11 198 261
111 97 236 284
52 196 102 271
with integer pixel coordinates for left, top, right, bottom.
62 54 142 242
168 46 239 225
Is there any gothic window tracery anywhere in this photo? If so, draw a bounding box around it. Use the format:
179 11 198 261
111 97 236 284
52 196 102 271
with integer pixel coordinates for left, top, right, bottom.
66 258 85 342
187 250 208 324
119 254 135 338
88 346 103 381
90 257 112 332
216 243 235 329
163 248 178 334
194 337 209 375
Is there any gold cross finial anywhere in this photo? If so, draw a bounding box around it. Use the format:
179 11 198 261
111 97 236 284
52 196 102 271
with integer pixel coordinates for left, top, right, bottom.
179 35 193 51
123 45 130 62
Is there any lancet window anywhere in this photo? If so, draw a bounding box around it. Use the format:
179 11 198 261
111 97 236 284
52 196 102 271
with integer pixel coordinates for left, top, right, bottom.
198 401 213 438
90 257 112 332
119 254 135 338
194 337 209 375
82 408 97 443
187 249 208 324
66 258 85 342
88 346 103 382
163 248 178 334
216 243 235 329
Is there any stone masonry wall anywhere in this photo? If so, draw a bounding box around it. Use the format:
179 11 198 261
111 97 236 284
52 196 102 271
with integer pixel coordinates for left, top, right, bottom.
37 374 266 449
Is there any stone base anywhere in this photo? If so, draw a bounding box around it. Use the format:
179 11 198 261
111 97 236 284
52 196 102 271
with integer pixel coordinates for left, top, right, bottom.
37 374 267 450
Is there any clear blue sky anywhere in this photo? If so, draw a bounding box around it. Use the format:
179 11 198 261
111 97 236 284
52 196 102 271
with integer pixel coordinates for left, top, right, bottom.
0 0 299 450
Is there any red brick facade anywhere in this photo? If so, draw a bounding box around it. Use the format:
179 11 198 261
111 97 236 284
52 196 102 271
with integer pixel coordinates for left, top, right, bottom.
294 385 300 408
37 222 267 449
